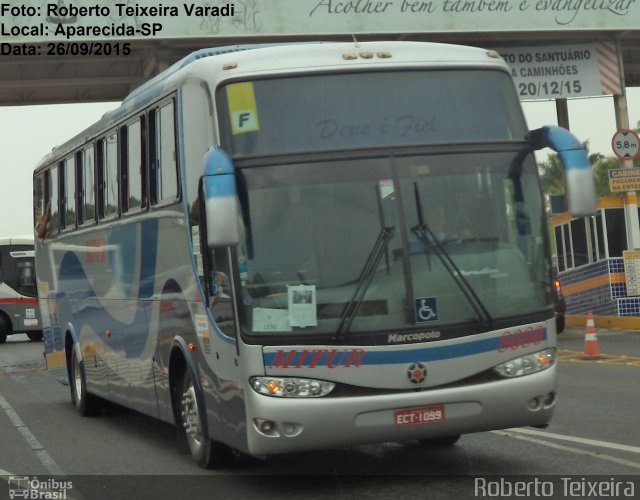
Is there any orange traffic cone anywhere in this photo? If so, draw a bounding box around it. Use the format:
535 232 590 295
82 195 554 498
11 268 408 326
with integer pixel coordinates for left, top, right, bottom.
580 311 604 360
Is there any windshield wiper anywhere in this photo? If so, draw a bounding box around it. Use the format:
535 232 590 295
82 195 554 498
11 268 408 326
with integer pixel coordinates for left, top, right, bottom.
412 183 493 329
335 226 395 341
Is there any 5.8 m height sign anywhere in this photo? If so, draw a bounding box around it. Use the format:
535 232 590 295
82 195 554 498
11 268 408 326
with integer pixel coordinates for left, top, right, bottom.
611 129 640 161
497 42 622 101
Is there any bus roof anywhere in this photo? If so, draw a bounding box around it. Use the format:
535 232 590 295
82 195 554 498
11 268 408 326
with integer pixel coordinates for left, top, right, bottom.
121 41 504 110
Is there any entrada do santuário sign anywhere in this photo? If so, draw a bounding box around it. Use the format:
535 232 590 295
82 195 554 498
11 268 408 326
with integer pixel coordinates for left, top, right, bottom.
0 0 639 43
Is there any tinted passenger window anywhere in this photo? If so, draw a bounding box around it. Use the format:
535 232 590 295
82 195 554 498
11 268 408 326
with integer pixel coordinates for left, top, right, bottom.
82 146 96 224
100 132 119 219
149 101 179 205
159 103 178 201
60 157 76 229
34 172 46 232
126 120 143 211
49 166 59 233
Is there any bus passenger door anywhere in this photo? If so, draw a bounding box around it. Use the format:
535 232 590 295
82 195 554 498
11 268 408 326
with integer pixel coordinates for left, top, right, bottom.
197 171 247 443
200 244 245 435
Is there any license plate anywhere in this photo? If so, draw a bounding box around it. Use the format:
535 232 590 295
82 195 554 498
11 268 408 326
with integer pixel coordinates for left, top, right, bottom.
394 404 445 426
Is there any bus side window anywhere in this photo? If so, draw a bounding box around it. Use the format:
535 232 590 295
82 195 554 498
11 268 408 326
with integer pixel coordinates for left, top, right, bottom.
148 108 158 206
33 171 46 234
76 150 84 225
49 166 60 234
98 131 119 220
123 119 144 212
158 102 179 202
60 157 76 231
149 101 179 206
83 145 96 224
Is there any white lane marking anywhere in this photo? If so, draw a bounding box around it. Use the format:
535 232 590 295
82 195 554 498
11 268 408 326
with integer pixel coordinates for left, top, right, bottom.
494 431 640 470
504 427 640 455
0 393 64 475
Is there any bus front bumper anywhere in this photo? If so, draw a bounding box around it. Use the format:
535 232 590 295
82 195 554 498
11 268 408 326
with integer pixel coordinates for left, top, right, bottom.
243 365 557 456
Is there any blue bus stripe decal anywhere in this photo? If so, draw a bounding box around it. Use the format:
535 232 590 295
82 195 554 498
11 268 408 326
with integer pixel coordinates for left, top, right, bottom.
361 337 500 364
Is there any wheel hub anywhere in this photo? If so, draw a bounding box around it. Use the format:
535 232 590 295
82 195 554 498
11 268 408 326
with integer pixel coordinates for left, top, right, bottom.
181 386 200 438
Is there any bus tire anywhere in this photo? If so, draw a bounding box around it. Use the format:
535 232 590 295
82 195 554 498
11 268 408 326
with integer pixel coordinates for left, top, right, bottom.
70 348 101 417
179 369 233 469
27 331 43 342
0 316 9 344
419 434 461 447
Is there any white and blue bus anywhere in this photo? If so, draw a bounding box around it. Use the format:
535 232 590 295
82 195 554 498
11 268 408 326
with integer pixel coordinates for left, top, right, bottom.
0 236 41 343
33 41 596 468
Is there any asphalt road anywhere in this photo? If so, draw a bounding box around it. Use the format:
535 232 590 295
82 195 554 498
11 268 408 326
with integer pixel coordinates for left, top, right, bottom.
1 327 639 500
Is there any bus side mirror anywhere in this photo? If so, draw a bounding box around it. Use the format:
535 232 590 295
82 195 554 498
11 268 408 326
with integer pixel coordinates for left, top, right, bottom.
528 126 597 218
202 146 239 248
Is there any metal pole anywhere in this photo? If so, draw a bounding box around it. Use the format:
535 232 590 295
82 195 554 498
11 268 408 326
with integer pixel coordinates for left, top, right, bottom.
555 98 570 129
613 40 640 250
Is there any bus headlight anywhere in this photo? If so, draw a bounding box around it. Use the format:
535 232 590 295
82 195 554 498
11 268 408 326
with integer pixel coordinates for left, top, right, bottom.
493 349 556 378
250 376 336 397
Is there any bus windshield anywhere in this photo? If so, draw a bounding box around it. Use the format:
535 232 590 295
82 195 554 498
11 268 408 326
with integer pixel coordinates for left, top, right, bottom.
218 70 527 156
232 149 549 338
0 245 37 298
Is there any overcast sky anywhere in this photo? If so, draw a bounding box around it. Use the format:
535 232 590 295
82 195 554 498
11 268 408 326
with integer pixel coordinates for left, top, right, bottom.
1 89 639 236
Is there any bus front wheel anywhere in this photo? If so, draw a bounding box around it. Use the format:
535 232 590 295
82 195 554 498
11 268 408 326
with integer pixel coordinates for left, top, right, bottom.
179 369 233 469
70 348 101 416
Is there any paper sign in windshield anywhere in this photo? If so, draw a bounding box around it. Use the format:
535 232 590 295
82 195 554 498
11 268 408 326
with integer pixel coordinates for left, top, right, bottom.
288 285 318 328
226 82 260 135
253 308 291 332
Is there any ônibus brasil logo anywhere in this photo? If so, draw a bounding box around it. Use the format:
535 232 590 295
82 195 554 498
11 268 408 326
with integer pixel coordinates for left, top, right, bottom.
8 476 73 500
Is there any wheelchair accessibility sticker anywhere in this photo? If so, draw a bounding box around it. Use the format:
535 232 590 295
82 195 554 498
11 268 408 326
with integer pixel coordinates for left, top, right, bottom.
416 297 438 322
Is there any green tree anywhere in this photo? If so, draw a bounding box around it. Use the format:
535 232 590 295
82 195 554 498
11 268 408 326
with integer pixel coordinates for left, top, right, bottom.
537 140 595 196
592 156 620 197
538 152 565 196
